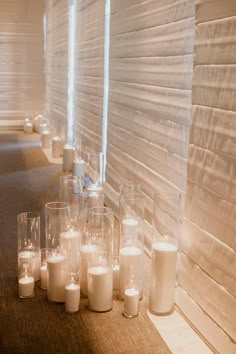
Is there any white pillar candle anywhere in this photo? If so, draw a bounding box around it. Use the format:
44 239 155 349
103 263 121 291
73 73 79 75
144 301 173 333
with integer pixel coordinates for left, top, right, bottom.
113 263 120 290
40 264 47 289
124 288 139 317
18 276 34 298
60 230 80 268
88 265 113 312
39 122 48 134
41 131 50 149
24 118 30 130
65 283 80 313
63 144 74 172
119 246 144 300
149 242 177 314
52 136 62 158
73 159 85 177
47 254 67 302
24 122 33 134
80 244 97 297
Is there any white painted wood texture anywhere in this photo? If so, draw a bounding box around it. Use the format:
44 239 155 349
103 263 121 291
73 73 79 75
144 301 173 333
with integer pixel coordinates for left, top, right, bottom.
44 0 69 139
74 0 105 157
180 0 236 351
106 0 194 233
0 0 44 122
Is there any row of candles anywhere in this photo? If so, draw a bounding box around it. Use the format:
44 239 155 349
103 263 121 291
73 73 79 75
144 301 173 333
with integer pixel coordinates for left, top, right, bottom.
17 176 180 318
20 114 181 317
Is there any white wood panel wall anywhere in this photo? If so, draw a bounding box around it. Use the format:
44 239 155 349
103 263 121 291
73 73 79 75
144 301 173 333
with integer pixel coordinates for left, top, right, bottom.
44 0 69 139
0 0 44 122
177 1 236 352
105 0 195 246
73 0 105 158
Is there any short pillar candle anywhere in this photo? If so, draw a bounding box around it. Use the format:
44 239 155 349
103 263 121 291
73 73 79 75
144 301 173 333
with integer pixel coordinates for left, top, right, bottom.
123 287 139 318
65 283 80 313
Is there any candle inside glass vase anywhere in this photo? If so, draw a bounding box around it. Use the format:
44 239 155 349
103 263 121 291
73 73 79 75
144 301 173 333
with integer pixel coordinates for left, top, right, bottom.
149 192 181 315
87 207 114 312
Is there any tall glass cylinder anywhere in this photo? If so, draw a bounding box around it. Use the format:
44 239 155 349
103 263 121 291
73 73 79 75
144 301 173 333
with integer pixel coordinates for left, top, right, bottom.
87 207 114 312
86 152 104 187
149 192 181 315
79 190 104 297
59 175 83 232
17 212 40 281
119 192 145 300
45 202 72 303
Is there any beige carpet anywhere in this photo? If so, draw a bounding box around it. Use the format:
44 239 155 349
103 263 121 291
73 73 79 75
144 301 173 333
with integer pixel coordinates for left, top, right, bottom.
0 131 171 354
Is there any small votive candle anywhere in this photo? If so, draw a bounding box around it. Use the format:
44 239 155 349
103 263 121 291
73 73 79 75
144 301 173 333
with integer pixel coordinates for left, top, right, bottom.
65 282 80 313
123 287 139 318
24 122 33 134
18 254 35 298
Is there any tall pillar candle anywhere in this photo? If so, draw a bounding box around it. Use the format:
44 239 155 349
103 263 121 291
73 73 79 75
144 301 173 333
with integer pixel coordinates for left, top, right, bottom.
52 136 62 158
63 144 74 172
88 265 113 312
65 283 80 313
47 254 67 302
119 246 144 300
149 242 177 314
73 159 85 177
41 131 50 149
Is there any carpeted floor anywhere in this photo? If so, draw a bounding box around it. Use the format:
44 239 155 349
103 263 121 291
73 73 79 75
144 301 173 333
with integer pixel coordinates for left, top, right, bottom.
0 131 171 354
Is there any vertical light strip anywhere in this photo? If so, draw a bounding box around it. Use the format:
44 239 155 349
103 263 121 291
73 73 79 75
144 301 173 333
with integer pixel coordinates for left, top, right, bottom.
67 0 76 145
42 0 47 115
101 0 110 183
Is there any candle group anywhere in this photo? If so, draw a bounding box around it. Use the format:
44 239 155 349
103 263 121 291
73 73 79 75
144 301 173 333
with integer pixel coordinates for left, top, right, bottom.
149 242 177 314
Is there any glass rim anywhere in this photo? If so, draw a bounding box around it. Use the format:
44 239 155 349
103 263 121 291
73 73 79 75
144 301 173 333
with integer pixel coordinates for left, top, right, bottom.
88 206 113 216
17 211 40 220
121 191 145 201
45 201 70 210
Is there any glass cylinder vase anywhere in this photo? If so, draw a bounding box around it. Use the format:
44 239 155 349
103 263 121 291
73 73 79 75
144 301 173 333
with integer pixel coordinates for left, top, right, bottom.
149 192 181 315
87 207 114 312
79 190 104 297
119 191 145 300
17 212 40 281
